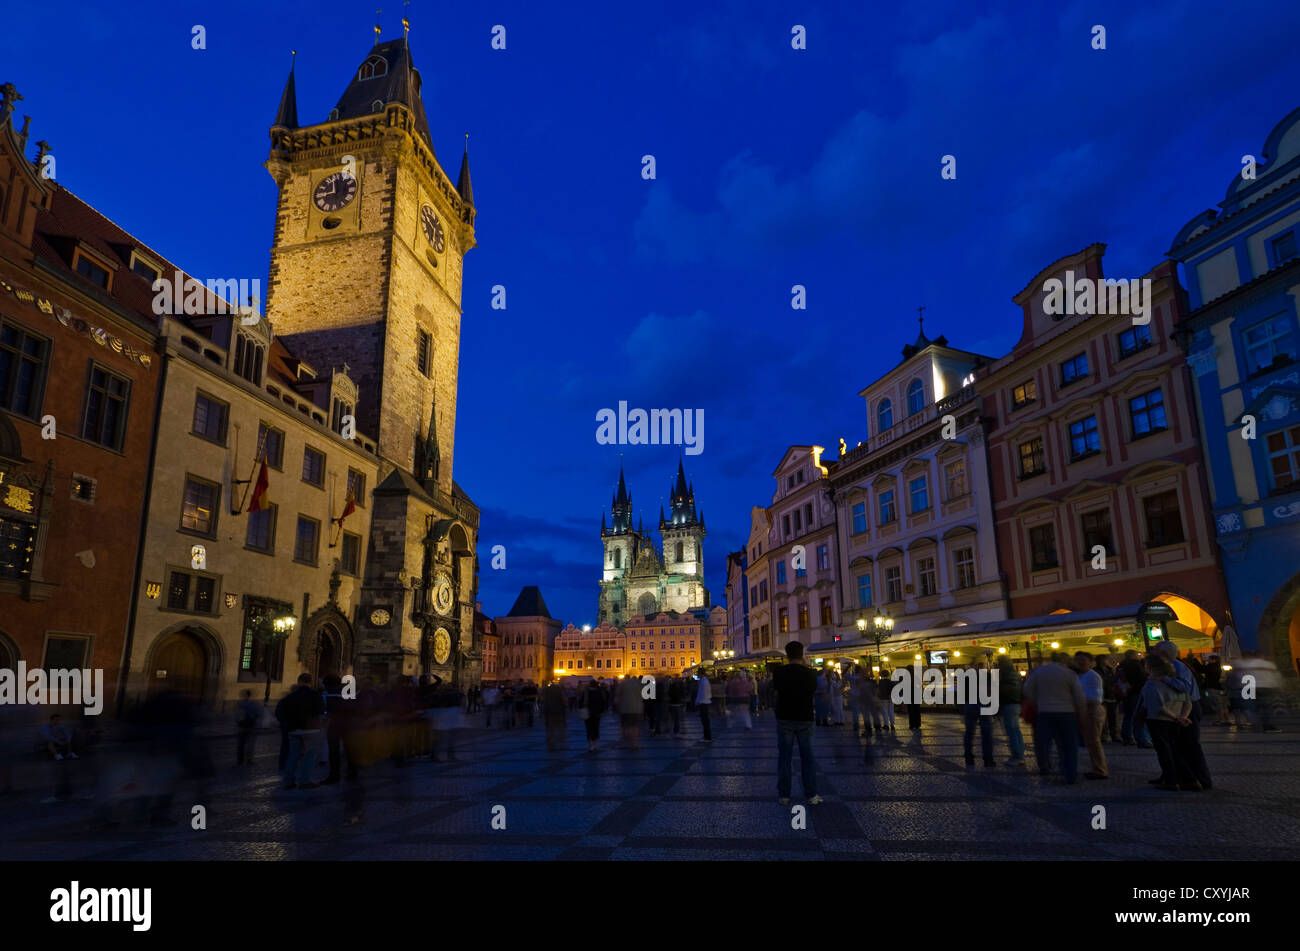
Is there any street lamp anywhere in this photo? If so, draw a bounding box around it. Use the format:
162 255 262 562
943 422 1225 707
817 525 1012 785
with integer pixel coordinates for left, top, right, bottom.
251 611 296 705
871 609 893 670
1136 601 1178 652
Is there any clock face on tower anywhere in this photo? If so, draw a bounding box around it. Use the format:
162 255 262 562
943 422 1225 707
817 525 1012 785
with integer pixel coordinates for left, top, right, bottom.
433 571 454 616
314 172 357 212
420 205 445 252
433 628 452 665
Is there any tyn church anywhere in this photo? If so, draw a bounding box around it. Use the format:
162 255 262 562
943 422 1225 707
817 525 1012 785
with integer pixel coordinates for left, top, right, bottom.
598 462 710 625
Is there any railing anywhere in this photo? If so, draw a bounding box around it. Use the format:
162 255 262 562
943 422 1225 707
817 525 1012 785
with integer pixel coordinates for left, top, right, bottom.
839 387 979 467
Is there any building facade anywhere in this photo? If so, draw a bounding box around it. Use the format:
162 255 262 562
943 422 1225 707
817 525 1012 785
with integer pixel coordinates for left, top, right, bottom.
493 585 561 684
0 86 162 701
625 606 724 675
262 33 482 686
552 622 625 677
724 548 749 657
597 464 710 625
1169 106 1300 673
741 506 773 653
828 325 1007 652
979 244 1228 650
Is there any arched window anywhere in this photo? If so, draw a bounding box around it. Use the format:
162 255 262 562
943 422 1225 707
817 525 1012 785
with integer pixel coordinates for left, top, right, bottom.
675 542 684 562
907 379 925 415
359 56 388 80
877 399 893 432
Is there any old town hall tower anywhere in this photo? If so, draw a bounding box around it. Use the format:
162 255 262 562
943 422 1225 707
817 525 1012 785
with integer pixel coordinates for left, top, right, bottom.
263 26 481 684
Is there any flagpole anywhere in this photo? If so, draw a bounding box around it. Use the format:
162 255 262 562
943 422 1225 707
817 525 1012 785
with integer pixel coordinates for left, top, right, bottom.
236 429 268 515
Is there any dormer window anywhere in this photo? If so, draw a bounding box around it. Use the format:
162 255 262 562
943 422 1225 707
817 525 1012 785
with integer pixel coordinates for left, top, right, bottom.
359 56 388 80
233 334 265 385
129 252 160 285
372 100 385 113
73 251 111 290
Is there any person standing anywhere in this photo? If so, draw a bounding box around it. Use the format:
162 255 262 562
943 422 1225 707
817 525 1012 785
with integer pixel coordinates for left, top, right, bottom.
695 673 713 743
668 676 687 735
540 681 567 751
1236 652 1284 733
1152 641 1213 789
828 669 845 725
1022 652 1086 784
1074 652 1108 779
279 674 325 790
1136 654 1198 791
235 689 260 766
962 660 996 767
995 657 1025 765
482 682 500 727
847 666 864 735
1203 655 1227 725
772 642 822 805
814 670 831 726
1118 650 1153 748
1097 654 1121 742
727 672 753 729
876 671 896 732
581 678 607 752
617 676 643 750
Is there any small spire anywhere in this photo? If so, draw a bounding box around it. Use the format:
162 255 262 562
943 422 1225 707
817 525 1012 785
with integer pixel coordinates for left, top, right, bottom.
273 51 299 129
374 7 383 43
457 133 475 205
403 0 410 36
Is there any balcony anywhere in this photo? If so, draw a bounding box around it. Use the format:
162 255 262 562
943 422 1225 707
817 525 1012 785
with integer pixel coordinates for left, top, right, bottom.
840 387 979 466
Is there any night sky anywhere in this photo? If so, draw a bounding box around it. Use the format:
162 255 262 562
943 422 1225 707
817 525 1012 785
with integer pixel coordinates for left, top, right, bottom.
5 0 1299 626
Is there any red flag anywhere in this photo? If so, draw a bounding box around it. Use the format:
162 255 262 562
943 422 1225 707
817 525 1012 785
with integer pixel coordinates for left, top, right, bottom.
335 491 356 526
247 458 270 513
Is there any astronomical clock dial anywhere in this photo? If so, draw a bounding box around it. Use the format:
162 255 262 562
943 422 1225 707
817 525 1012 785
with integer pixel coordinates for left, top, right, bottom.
369 608 391 627
433 571 454 616
314 171 357 212
420 204 445 252
433 628 452 665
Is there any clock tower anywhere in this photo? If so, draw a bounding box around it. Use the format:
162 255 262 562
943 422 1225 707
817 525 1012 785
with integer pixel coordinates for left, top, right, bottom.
263 32 482 686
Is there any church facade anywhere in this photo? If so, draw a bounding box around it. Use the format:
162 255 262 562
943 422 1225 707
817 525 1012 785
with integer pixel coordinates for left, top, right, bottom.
598 463 710 625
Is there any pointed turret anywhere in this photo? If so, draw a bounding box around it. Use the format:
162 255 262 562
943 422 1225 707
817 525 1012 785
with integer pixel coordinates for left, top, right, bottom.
457 135 475 205
273 53 299 129
333 36 433 151
601 511 607 533
421 401 440 488
666 460 699 527
609 466 633 534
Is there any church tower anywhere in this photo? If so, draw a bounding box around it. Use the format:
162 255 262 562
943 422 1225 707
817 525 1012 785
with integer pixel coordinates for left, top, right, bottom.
262 25 481 686
598 467 646 626
659 461 708 612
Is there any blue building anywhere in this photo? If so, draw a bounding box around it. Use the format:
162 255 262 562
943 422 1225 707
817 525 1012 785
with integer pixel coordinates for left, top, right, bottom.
1169 106 1300 676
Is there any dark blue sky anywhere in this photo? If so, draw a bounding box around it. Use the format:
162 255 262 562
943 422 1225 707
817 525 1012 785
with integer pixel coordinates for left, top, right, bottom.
5 0 1299 626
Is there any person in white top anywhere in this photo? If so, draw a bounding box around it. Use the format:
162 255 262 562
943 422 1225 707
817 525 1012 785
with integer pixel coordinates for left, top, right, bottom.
1073 652 1107 779
695 673 712 742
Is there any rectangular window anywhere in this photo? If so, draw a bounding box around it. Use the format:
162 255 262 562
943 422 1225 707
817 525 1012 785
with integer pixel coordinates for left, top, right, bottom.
779 608 788 633
1012 379 1037 408
131 257 160 283
916 556 937 597
1029 524 1058 571
245 503 276 553
1266 424 1300 491
1069 415 1101 458
820 598 832 626
294 515 320 564
1060 353 1089 386
1129 389 1167 437
804 503 813 527
776 560 786 584
75 254 109 288
238 598 288 682
792 508 801 532
416 328 432 376
885 566 902 603
180 476 219 535
1144 491 1185 548
944 459 967 499
331 398 353 436
302 447 325 487
851 501 867 534
167 571 190 610
43 634 91 670
1118 323 1153 358
817 545 829 571
1019 437 1046 477
909 476 929 513
1243 314 1296 376
1081 509 1114 555
750 585 758 604
879 489 897 524
191 392 228 444
233 335 264 384
0 318 50 419
347 468 366 507
798 603 809 628
1270 230 1298 266
782 514 791 537
0 517 37 579
758 580 768 602
166 569 217 615
81 364 130 450
953 547 975 589
257 423 284 469
856 573 873 608
341 531 361 575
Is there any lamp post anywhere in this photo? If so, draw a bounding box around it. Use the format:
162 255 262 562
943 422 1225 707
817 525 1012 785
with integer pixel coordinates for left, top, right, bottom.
1135 601 1178 653
871 609 894 670
250 610 297 705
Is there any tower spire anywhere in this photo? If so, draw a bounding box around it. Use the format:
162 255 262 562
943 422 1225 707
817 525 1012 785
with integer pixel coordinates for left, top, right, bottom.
273 51 299 129
421 400 440 487
374 7 382 43
457 133 475 205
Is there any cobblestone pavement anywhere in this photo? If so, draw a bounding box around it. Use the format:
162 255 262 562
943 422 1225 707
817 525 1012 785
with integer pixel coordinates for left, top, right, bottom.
3 709 1298 861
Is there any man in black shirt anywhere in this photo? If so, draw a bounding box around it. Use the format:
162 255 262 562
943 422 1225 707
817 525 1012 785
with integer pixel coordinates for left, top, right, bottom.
771 641 822 805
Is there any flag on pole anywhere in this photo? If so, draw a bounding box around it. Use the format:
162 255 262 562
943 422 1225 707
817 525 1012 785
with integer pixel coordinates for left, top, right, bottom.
335 490 356 526
247 458 271 513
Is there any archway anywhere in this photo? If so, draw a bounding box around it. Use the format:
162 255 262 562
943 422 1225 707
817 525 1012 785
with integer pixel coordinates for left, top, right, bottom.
148 629 209 702
314 624 342 680
637 592 657 617
1151 593 1222 654
0 631 17 671
1256 572 1300 679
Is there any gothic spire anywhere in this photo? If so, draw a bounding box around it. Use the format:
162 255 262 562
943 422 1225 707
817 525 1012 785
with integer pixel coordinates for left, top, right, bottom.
273 52 299 129
457 134 475 205
421 400 440 487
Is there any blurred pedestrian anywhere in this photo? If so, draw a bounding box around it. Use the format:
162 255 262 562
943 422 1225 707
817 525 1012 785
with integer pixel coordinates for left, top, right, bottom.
996 657 1025 765
235 689 260 766
541 680 567 751
1023 652 1086 783
280 673 324 790
963 660 996 768
1074 652 1108 779
695 673 713 742
580 678 607 752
